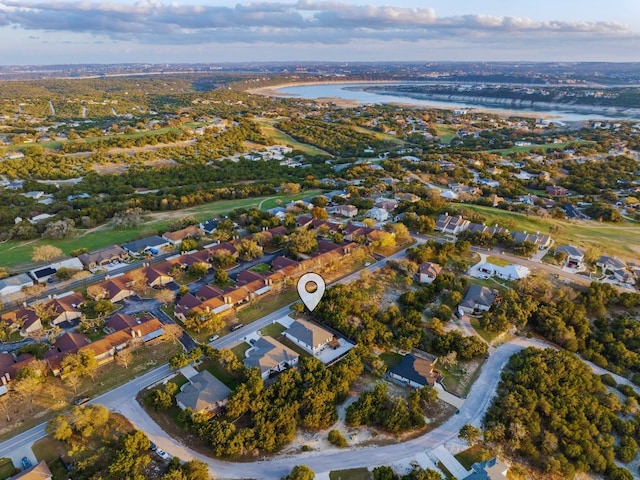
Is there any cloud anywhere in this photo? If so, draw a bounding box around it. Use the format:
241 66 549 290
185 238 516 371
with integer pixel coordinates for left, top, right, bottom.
0 0 634 47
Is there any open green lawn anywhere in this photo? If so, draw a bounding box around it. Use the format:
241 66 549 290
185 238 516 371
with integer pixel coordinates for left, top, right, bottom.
202 359 242 389
434 124 458 144
485 140 594 156
249 263 272 274
231 342 251 360
260 322 287 338
236 289 298 324
455 203 640 260
351 126 405 146
257 121 330 156
379 352 403 368
0 458 17 479
330 468 372 480
0 190 320 269
455 445 492 469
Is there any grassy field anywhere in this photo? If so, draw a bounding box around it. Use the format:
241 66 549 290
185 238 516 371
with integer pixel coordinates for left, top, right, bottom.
469 317 503 344
259 322 287 338
0 190 320 269
485 140 593 156
236 289 298 324
434 124 458 143
455 445 492 469
257 120 330 156
455 203 640 260
351 126 405 146
330 468 372 480
379 351 403 369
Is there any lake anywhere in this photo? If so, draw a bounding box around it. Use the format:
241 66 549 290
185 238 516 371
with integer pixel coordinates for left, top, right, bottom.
277 83 640 122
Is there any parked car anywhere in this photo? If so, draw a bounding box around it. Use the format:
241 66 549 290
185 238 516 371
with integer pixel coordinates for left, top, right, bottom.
21 457 32 469
149 441 157 451
155 448 171 460
74 396 90 406
208 334 219 342
231 323 244 331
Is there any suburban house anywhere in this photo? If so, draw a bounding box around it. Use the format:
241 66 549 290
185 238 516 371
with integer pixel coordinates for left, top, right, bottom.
554 245 586 268
176 370 231 416
199 218 219 235
271 256 298 271
162 225 204 246
80 330 131 366
10 460 52 479
266 207 287 220
366 207 389 222
418 262 443 284
78 245 129 269
48 292 85 325
510 231 552 250
388 354 438 388
0 352 39 395
144 262 174 287
436 214 470 235
0 273 33 299
244 336 299 380
100 276 135 303
121 235 170 255
1 307 39 333
29 258 84 284
466 458 510 480
337 205 358 218
546 185 569 196
458 285 498 315
174 293 203 321
596 255 627 273
283 318 335 356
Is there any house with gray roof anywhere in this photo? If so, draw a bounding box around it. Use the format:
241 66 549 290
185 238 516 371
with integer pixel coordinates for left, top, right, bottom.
388 354 438 388
176 370 231 415
465 457 510 480
458 285 498 315
283 318 335 356
244 336 299 380
121 235 170 255
554 245 585 268
0 273 33 298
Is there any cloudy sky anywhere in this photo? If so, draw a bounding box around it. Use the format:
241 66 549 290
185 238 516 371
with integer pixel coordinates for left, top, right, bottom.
0 0 638 65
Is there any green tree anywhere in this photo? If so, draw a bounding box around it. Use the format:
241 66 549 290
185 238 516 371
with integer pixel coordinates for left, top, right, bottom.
458 424 482 446
236 238 263 261
285 228 318 257
286 465 314 480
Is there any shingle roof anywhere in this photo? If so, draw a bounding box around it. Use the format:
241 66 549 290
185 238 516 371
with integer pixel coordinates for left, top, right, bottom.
175 371 231 413
244 336 299 374
285 319 333 350
389 354 437 387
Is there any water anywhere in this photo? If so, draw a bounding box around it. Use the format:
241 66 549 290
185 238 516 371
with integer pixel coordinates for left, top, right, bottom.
277 83 640 122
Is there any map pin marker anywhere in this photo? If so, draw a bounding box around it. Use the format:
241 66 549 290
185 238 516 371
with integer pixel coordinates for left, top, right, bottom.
297 272 326 312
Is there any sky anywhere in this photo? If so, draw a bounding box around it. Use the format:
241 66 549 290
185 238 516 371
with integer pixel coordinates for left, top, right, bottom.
0 0 638 65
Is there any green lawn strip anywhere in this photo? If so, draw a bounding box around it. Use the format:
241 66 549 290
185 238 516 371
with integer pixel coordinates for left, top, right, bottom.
259 322 287 338
201 358 242 389
485 140 594 156
379 352 403 369
469 318 501 344
351 126 405 146
0 457 18 479
230 342 251 360
236 289 298 324
257 121 329 156
456 203 640 260
329 467 372 480
0 190 321 269
31 436 68 469
434 124 457 144
485 256 511 267
249 263 271 274
454 445 492 470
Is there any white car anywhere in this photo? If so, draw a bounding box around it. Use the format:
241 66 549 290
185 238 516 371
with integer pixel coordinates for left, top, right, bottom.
156 448 171 460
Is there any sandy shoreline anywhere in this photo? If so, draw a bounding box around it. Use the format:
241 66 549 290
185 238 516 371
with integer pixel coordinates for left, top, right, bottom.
245 81 562 119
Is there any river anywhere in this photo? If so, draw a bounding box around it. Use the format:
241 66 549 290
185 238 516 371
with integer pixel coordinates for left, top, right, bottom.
277 83 640 122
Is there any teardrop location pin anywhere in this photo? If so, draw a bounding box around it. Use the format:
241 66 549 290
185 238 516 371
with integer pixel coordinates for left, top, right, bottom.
297 272 326 312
